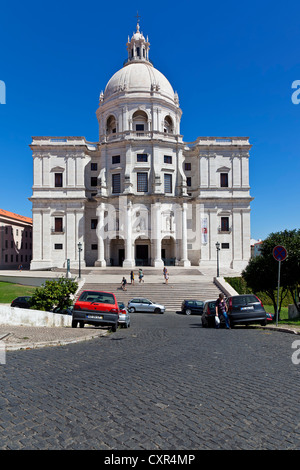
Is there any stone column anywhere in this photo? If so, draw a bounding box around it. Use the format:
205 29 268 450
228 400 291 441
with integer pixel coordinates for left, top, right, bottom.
153 202 164 268
179 202 191 266
123 200 135 267
95 203 106 267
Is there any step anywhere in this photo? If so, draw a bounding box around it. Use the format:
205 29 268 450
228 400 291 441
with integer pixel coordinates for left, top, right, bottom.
75 281 223 311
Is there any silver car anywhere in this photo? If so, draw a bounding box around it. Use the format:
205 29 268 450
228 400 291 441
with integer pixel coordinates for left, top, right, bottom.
118 302 131 328
128 298 165 314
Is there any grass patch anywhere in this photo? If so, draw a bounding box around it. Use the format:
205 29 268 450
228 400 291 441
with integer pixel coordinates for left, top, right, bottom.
264 304 300 327
0 282 36 303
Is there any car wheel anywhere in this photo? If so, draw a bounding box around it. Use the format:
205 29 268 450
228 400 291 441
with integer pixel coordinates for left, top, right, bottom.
111 324 117 332
79 321 84 328
260 320 267 326
185 309 192 315
72 320 78 328
154 308 161 314
129 307 135 313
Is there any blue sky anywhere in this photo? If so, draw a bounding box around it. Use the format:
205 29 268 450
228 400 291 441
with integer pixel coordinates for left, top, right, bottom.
0 0 299 241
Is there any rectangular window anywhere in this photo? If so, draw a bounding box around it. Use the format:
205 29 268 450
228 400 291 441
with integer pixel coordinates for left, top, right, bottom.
164 155 172 164
54 217 63 232
137 172 148 192
112 173 121 193
91 219 98 229
112 155 120 164
164 174 172 193
91 163 98 171
137 154 148 162
186 177 192 187
55 173 63 187
185 162 191 171
221 217 229 232
91 244 98 250
221 243 230 249
54 244 63 250
91 177 98 187
220 173 228 187
136 124 144 131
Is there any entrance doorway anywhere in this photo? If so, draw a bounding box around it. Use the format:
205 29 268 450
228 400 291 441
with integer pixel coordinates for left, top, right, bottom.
135 244 149 266
118 249 125 267
161 236 176 265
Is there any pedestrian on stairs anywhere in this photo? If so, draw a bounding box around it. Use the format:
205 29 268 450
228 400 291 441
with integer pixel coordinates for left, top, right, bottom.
121 277 127 291
138 268 144 283
165 271 169 284
130 270 135 285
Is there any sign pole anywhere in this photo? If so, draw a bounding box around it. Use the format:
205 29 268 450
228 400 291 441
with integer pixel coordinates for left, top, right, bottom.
276 260 281 327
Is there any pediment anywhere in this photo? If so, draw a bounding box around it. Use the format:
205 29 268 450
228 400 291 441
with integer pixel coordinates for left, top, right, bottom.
217 166 230 172
51 166 65 172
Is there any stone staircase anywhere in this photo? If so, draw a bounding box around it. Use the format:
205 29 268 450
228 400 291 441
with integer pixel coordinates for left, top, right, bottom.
76 279 223 312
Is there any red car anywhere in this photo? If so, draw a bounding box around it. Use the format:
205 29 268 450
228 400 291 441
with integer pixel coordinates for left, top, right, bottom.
72 290 119 331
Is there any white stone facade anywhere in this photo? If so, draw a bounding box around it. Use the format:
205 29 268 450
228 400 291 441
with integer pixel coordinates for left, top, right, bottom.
29 22 253 271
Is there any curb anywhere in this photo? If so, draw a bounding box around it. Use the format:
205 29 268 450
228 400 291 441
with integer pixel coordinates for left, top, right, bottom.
4 330 108 351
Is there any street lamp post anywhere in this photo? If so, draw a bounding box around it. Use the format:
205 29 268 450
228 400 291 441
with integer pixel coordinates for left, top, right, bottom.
78 242 82 279
215 241 220 277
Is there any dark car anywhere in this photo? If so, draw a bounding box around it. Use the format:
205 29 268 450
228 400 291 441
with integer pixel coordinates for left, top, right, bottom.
52 306 73 315
11 296 31 309
72 290 119 331
181 300 204 315
201 300 220 327
227 294 267 327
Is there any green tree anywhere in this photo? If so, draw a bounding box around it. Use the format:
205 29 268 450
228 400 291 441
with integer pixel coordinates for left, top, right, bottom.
30 277 78 311
242 229 300 317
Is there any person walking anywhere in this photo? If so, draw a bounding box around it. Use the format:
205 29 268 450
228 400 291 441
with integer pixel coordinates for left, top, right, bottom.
165 271 169 284
130 270 135 285
215 293 230 329
121 277 127 291
138 268 144 283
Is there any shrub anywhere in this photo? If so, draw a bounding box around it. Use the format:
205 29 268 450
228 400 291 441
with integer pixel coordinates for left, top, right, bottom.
30 277 78 311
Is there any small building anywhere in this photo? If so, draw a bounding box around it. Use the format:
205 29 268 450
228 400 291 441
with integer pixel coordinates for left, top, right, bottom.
0 209 32 269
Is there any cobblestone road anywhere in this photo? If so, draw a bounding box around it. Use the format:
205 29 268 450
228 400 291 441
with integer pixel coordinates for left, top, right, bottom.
1 312 300 450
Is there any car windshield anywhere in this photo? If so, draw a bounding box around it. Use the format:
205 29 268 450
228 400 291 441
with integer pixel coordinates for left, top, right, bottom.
231 295 258 307
79 291 115 305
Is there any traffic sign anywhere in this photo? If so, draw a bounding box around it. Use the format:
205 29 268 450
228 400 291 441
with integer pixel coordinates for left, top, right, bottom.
273 245 287 262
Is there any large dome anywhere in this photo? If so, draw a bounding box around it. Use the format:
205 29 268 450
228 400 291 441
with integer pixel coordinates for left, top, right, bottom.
103 62 175 102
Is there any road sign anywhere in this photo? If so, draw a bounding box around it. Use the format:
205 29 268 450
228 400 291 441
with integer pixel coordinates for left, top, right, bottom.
273 245 287 262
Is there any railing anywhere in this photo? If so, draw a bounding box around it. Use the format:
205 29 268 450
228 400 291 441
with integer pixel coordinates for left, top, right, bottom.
102 130 179 143
162 257 176 266
135 258 152 266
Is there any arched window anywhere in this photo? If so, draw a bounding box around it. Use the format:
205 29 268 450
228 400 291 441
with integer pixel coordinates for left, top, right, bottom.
106 115 117 134
164 116 173 134
132 110 148 132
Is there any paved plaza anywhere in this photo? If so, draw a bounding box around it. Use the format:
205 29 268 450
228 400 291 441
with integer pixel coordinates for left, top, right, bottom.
0 311 300 450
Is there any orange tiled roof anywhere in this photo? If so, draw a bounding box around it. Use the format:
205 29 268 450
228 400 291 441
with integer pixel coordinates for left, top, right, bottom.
0 209 32 225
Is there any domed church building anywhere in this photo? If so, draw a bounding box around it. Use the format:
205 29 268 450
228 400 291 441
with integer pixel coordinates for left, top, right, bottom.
29 20 253 271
